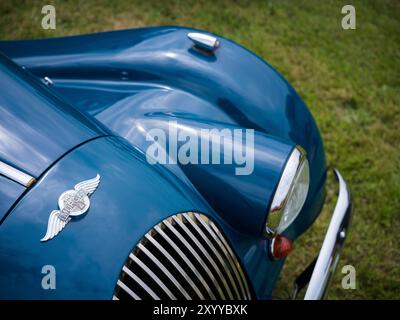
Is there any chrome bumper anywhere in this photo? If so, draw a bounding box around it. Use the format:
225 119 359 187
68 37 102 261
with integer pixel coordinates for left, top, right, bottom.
303 169 352 300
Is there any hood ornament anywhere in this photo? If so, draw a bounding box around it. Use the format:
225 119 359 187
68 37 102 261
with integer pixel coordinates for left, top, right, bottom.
41 174 100 242
187 32 220 52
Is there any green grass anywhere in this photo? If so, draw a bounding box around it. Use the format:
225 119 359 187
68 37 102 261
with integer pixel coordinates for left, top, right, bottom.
1 0 399 299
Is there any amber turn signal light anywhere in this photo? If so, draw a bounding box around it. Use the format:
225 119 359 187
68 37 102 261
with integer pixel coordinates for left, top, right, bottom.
270 234 293 259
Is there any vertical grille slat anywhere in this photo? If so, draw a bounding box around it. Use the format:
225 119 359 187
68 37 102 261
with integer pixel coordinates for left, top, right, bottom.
163 219 225 299
193 213 250 299
183 212 242 299
155 223 217 300
113 212 252 300
137 243 191 299
144 232 205 299
209 219 252 299
116 280 141 300
122 265 160 300
129 254 177 299
171 215 234 299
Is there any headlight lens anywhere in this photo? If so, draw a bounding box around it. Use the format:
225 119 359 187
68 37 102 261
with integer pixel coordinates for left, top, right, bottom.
265 146 310 237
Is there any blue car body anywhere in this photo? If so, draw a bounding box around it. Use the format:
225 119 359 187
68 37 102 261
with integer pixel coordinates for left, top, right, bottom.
0 27 330 299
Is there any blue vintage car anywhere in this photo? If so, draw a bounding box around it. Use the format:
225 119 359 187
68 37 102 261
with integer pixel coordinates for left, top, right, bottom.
0 27 351 300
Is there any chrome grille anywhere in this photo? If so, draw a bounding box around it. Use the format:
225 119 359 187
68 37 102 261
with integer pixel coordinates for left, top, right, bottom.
113 212 252 300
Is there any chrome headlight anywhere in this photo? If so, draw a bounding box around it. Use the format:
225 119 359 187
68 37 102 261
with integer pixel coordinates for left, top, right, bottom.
265 146 310 237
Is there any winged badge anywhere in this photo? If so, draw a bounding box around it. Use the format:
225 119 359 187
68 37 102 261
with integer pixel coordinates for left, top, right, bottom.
40 174 101 242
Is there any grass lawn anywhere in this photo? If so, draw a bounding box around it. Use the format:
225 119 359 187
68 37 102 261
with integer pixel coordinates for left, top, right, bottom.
1 0 399 299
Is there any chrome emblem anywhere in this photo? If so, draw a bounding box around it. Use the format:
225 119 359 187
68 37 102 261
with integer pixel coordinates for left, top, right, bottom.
41 174 100 242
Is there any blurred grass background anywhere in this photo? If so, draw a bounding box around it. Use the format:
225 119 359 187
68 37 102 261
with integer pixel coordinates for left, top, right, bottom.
0 0 399 299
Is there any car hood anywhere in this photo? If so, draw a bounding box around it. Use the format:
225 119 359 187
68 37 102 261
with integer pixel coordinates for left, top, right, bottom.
0 53 108 220
0 53 107 179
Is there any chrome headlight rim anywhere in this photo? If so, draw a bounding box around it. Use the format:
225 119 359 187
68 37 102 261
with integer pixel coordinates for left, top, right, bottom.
265 145 309 238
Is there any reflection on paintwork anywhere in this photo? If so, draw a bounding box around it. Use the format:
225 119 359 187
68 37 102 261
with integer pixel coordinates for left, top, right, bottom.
0 54 107 178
